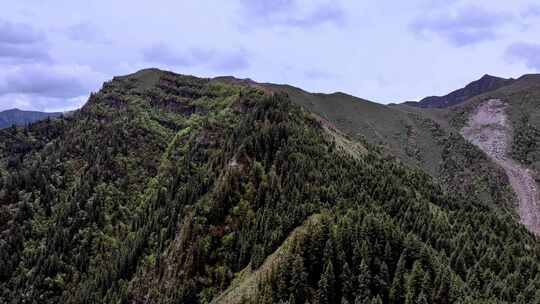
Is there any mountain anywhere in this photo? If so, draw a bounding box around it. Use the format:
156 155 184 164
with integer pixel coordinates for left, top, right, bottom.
403 74 514 108
447 73 540 173
1 68 540 304
263 81 514 211
0 108 62 129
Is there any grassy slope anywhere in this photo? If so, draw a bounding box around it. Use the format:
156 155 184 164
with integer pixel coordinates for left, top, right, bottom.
263 83 514 210
263 83 446 177
211 214 324 304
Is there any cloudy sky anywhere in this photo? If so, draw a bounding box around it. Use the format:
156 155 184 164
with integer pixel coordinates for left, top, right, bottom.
1 0 540 112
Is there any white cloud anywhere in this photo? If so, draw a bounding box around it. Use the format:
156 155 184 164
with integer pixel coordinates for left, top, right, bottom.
0 63 105 111
0 93 87 112
0 64 103 98
505 42 540 70
142 43 250 72
0 0 539 110
237 0 346 29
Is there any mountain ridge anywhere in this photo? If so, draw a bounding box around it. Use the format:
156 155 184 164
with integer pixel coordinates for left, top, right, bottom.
403 74 515 108
0 108 62 129
1 68 540 303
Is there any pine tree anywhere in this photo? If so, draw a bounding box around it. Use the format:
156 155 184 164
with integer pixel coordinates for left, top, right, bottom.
384 241 393 265
435 270 451 304
370 295 383 304
420 271 431 302
258 284 274 304
354 294 370 304
288 293 296 304
389 253 406 304
375 261 390 300
340 261 354 303
290 254 308 304
416 292 428 304
317 261 336 304
357 259 371 301
352 241 363 269
453 252 467 279
360 241 371 267
404 289 414 304
406 260 424 300
277 256 291 301
323 238 335 264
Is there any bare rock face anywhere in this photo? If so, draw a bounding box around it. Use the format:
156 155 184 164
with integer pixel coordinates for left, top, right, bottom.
461 99 540 235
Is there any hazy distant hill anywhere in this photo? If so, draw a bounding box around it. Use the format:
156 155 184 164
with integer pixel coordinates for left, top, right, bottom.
403 74 514 108
0 108 62 128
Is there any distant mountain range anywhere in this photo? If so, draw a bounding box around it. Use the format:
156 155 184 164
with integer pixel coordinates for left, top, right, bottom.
403 74 515 108
0 108 62 128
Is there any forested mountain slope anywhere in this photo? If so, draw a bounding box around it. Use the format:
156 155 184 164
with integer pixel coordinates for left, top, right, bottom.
1 69 540 304
264 81 515 212
0 108 62 129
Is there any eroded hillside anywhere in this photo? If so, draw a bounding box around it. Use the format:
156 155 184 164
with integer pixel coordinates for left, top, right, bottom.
461 99 540 235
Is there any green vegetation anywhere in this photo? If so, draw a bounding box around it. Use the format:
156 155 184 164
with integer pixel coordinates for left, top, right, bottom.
268 83 515 210
1 69 539 304
504 83 540 175
512 114 540 167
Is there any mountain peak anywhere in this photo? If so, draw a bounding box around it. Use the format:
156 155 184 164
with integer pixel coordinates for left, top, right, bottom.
480 73 497 79
2 108 22 113
404 74 514 108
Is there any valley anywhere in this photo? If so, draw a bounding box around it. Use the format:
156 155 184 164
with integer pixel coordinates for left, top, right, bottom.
461 99 540 235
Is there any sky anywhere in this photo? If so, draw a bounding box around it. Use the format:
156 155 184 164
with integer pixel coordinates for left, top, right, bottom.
1 0 540 112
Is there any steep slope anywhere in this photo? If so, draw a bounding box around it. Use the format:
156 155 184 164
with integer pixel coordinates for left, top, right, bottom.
0 108 62 128
1 69 540 304
265 82 515 212
264 83 445 172
461 99 540 235
449 74 540 174
404 74 514 108
437 75 540 236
